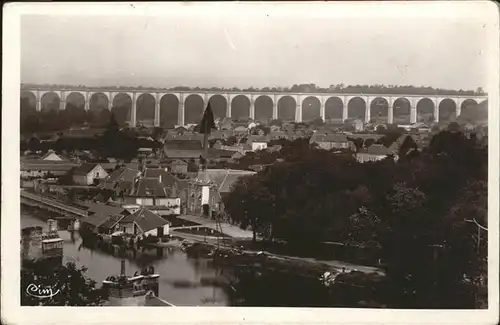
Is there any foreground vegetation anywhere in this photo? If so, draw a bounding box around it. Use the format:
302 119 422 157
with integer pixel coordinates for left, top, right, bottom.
224 129 488 308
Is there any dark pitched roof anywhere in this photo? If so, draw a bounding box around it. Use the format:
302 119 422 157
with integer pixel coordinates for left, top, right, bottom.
359 144 391 156
164 140 203 150
124 163 140 170
84 202 126 217
207 148 236 158
310 133 348 143
169 159 187 166
20 160 79 172
120 208 169 233
82 213 109 227
73 163 100 176
107 167 140 183
132 178 167 197
247 135 270 143
348 133 384 141
197 169 256 193
144 168 162 179
163 150 204 159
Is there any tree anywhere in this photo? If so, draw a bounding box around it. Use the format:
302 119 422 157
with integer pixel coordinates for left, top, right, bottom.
447 122 461 132
21 261 108 306
269 119 283 127
364 138 375 148
309 117 325 128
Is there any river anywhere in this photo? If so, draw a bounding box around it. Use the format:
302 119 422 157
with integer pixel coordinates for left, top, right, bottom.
21 207 231 306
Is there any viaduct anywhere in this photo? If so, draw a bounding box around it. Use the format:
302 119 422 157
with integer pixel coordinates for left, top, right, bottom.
21 86 488 127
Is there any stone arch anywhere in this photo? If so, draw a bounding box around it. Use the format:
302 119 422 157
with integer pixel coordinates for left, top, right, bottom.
460 99 478 118
416 98 435 123
208 95 227 120
254 95 273 123
231 95 250 121
324 97 343 123
347 97 366 121
65 92 87 126
159 94 179 129
369 97 389 123
185 94 204 124
438 98 457 122
20 90 37 116
278 96 296 121
40 92 60 113
301 96 321 122
89 92 109 112
136 93 156 127
112 93 132 127
393 97 411 124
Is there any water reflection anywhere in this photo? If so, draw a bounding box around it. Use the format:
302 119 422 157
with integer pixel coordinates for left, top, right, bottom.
21 208 230 306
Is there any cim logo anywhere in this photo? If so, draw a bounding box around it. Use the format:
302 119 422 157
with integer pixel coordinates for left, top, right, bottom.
26 283 60 299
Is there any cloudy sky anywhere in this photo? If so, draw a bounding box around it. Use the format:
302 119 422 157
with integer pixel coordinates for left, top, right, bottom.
20 2 493 91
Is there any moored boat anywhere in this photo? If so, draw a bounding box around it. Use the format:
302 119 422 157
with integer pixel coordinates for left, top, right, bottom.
102 260 160 298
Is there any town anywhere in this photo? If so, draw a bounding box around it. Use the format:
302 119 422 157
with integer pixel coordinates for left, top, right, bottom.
11 4 493 314
20 83 488 308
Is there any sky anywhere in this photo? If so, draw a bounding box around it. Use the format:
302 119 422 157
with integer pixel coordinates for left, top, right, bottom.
20 3 493 92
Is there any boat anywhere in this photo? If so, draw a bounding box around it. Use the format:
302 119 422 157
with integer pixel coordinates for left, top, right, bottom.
41 219 64 256
102 260 160 298
102 260 175 306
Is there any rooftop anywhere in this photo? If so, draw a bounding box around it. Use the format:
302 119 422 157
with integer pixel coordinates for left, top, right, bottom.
72 163 100 176
358 144 391 156
120 207 170 233
310 133 348 143
197 169 256 193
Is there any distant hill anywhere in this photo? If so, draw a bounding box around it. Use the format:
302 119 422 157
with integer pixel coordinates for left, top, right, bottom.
458 100 488 124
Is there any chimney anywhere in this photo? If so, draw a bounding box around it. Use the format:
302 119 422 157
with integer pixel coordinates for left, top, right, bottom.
47 219 58 233
120 259 126 276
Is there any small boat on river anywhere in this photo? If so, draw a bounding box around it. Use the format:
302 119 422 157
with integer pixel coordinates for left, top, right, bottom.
102 260 175 306
102 260 160 298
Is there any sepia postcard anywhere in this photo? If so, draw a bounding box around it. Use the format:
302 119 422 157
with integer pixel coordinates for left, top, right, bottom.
1 1 499 324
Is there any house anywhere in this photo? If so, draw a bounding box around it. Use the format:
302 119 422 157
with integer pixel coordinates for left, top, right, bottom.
207 148 238 163
355 144 395 163
174 126 188 135
72 163 109 185
164 133 204 142
98 162 119 172
81 202 129 234
122 172 181 215
101 167 141 192
413 122 432 133
168 159 188 174
219 119 234 131
246 135 269 151
115 207 170 238
187 169 257 217
209 130 234 140
269 131 289 141
143 168 186 211
137 148 154 158
270 125 281 132
161 140 204 161
309 133 350 150
20 159 80 178
267 144 283 152
233 125 248 135
344 118 364 132
388 134 419 156
229 151 245 163
41 151 63 161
